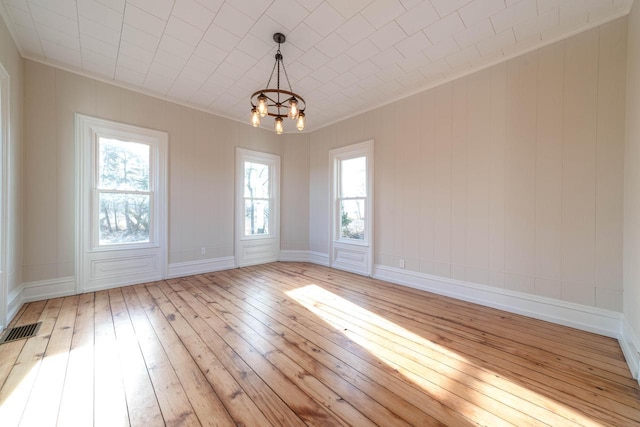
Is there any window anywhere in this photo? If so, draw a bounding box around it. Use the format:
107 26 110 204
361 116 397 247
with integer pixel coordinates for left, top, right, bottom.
97 137 152 245
76 114 167 292
330 140 374 276
338 156 367 240
243 160 271 236
235 148 280 267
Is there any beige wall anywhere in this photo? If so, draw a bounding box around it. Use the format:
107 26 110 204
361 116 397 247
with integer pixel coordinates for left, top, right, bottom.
310 18 627 311
281 132 310 251
23 60 309 282
624 3 640 341
0 17 23 297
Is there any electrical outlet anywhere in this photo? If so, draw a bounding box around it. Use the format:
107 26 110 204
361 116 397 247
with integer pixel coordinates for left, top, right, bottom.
201 247 206 255
399 258 405 268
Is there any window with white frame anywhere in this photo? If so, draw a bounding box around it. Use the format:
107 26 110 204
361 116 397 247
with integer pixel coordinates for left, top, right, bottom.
330 140 373 276
96 137 153 246
243 160 272 236
76 114 167 293
235 148 280 267
338 155 367 240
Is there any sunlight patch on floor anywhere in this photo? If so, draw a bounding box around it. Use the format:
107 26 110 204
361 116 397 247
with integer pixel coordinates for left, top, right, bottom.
286 284 603 427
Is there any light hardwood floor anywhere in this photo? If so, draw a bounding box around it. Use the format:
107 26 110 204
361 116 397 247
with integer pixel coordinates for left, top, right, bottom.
0 262 638 426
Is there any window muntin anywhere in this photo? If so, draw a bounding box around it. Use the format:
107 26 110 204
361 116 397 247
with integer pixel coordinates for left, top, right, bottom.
243 160 271 236
96 137 152 246
338 156 367 241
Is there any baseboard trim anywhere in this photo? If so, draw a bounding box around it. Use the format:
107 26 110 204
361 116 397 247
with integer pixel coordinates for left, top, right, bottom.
620 316 640 381
279 250 311 262
22 276 76 302
309 251 330 266
7 285 23 325
373 265 622 339
167 256 236 279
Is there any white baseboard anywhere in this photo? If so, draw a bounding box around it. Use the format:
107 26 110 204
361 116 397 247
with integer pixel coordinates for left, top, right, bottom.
279 250 330 266
373 265 622 339
22 276 76 302
620 316 640 381
309 251 330 266
167 256 236 279
7 285 23 324
279 250 311 262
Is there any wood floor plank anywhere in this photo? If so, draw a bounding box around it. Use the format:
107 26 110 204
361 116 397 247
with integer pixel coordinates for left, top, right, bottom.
19 295 79 427
57 292 95 427
1 262 638 427
132 284 236 426
108 288 164 427
0 298 63 427
93 290 130 427
120 285 201 427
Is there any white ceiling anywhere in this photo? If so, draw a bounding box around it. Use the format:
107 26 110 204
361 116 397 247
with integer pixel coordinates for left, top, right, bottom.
0 0 633 132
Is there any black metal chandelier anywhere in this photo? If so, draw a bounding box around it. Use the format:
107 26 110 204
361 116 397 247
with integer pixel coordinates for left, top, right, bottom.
250 33 306 134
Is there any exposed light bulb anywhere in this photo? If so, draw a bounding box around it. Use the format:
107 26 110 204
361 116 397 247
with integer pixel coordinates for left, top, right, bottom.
288 97 299 120
275 117 284 134
250 108 260 127
296 111 305 131
257 93 268 117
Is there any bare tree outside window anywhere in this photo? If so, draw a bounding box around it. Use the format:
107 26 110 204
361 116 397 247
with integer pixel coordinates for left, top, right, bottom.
98 138 151 245
340 156 366 239
244 161 270 235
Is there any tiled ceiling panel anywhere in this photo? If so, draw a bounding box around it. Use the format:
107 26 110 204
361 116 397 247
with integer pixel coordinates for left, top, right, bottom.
0 0 633 132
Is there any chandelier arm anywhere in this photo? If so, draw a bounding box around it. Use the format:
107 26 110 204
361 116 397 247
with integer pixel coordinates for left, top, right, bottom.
251 90 305 107
264 53 278 88
281 59 294 93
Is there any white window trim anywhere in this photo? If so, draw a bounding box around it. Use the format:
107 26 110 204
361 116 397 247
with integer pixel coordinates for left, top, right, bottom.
76 114 168 293
91 136 158 251
0 63 9 329
235 148 280 267
330 140 374 276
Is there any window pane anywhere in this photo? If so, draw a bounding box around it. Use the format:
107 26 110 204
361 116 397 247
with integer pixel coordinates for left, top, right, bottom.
99 192 150 244
244 161 270 198
99 137 150 191
340 199 365 240
341 156 366 197
244 199 270 236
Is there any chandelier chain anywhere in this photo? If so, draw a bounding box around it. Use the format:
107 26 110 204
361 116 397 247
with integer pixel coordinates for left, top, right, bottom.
265 50 278 90
281 55 293 93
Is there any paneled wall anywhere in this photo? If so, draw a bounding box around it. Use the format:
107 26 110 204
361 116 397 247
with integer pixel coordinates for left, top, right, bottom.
281 133 310 251
310 19 627 311
23 61 310 283
624 3 640 343
0 16 24 303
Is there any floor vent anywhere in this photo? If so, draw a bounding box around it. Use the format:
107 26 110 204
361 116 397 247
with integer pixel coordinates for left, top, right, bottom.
0 322 42 344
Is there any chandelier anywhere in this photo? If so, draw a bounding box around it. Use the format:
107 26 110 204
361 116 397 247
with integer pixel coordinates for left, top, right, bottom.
250 33 306 134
